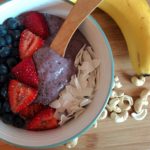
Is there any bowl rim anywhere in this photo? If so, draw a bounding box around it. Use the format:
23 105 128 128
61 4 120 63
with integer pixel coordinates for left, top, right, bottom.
0 0 10 5
0 2 114 149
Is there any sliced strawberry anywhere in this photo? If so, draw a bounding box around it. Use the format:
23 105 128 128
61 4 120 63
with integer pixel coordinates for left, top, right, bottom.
19 103 45 119
11 57 38 88
26 108 58 131
8 80 38 113
22 11 49 39
19 29 44 59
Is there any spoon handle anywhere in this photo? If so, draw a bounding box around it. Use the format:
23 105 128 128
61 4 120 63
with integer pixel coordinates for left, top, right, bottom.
50 0 102 57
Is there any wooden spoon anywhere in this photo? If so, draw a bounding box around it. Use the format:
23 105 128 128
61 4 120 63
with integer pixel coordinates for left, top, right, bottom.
50 0 102 57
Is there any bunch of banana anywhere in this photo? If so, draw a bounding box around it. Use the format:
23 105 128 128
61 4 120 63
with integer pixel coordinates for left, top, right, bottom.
69 0 150 75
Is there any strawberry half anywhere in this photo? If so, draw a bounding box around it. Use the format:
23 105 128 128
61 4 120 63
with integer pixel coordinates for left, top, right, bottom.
19 29 44 59
26 108 58 131
22 11 49 39
19 103 45 119
11 57 38 88
8 80 38 113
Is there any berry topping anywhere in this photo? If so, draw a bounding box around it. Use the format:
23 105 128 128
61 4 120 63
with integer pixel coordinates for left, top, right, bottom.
4 34 12 45
11 48 19 57
19 29 44 59
8 80 38 113
6 57 18 69
11 57 39 88
0 64 8 75
0 100 3 115
2 101 11 113
13 115 25 128
22 11 49 39
19 103 45 119
0 75 8 84
0 25 7 37
2 113 14 125
0 37 6 47
4 18 21 30
0 46 11 58
26 108 58 131
0 84 8 99
10 30 21 40
0 17 26 128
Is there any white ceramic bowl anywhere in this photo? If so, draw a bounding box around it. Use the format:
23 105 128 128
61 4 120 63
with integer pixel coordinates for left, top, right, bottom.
0 0 114 148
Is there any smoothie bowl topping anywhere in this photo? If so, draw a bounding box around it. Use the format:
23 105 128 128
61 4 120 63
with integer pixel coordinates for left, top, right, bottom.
0 11 100 131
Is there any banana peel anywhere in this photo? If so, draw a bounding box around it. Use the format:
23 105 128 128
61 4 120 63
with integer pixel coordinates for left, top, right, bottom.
69 0 150 75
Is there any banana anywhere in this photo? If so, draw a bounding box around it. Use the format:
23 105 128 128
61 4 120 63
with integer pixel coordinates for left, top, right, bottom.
69 0 150 75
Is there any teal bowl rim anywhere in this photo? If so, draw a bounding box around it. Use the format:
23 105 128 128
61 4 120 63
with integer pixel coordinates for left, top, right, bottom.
0 0 10 5
0 2 114 149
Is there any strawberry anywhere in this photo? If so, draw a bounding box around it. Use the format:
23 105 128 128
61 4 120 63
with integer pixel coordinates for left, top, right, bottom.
11 57 38 88
19 29 44 59
26 108 58 131
19 103 45 119
8 80 38 113
22 11 49 39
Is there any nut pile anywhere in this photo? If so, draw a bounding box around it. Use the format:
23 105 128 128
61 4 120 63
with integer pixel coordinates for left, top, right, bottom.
65 75 150 148
98 75 150 123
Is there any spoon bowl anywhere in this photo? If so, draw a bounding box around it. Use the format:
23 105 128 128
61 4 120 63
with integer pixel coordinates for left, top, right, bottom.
50 0 102 56
0 0 114 148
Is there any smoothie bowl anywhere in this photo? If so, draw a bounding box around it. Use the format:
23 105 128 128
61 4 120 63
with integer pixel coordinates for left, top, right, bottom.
0 0 114 148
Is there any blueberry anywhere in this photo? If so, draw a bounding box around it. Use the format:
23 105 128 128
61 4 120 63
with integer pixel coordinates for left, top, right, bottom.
13 115 25 128
2 101 11 113
0 85 8 99
0 64 8 75
0 100 3 114
11 48 19 57
0 96 5 102
0 58 5 64
7 73 14 80
12 41 19 48
0 75 7 84
4 18 21 30
2 113 14 125
18 25 25 31
0 46 11 58
6 57 17 69
0 25 7 37
4 34 12 45
11 30 20 40
0 96 4 101
0 37 6 47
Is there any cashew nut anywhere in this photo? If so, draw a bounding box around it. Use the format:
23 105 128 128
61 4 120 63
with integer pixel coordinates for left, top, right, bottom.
123 95 134 105
131 76 146 87
134 98 148 113
109 98 122 113
115 82 122 89
106 104 113 112
131 109 148 121
98 109 108 120
117 91 125 97
140 89 150 99
66 138 79 149
114 76 119 82
110 90 118 98
110 90 124 98
118 95 133 111
110 111 129 123
109 98 120 105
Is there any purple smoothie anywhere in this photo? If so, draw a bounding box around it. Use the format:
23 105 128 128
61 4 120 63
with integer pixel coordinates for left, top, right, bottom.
33 14 90 105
